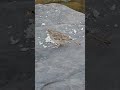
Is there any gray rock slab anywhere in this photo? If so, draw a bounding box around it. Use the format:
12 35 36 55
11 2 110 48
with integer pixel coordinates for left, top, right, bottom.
35 3 85 90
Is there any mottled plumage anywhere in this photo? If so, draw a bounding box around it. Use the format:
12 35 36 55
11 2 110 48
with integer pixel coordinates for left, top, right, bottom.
47 29 80 47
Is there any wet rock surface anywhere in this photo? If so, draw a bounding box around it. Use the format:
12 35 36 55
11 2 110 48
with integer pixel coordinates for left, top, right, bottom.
0 1 34 89
86 0 120 89
35 3 85 90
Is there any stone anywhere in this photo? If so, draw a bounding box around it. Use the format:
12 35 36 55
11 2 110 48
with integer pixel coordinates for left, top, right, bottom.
35 3 85 90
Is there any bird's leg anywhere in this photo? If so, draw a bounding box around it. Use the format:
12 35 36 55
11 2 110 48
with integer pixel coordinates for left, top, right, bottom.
74 41 81 45
52 43 60 48
71 40 81 46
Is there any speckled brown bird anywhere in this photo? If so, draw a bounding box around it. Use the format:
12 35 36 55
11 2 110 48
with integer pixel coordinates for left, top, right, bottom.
47 29 80 47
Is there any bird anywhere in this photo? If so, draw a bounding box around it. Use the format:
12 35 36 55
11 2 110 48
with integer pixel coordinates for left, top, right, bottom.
47 29 80 47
